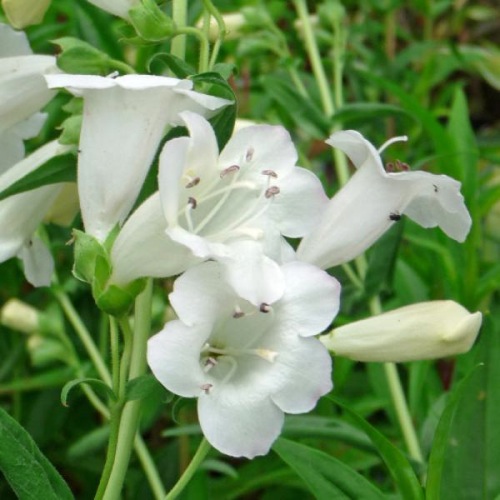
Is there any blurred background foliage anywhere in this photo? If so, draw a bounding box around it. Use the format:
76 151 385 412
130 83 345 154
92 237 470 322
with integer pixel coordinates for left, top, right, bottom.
0 0 499 498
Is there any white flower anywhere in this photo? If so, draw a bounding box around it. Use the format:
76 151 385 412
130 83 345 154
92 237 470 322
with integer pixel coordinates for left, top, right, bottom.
148 260 340 458
0 140 71 286
45 74 232 242
321 300 482 362
0 23 58 170
297 130 472 270
110 111 328 304
85 0 138 19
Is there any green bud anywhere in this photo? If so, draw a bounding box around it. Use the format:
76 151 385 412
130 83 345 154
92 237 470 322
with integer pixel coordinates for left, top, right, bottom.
129 0 175 42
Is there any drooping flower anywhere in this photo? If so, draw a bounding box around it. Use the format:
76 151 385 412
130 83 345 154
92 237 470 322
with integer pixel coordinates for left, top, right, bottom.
0 140 71 286
45 74 231 243
148 260 340 458
110 111 328 303
321 300 482 362
297 130 472 270
0 23 59 170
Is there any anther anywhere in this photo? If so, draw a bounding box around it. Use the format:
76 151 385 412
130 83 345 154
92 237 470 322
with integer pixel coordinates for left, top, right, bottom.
245 147 254 162
260 303 271 313
220 165 240 178
204 357 218 372
233 310 245 319
262 169 278 178
200 383 213 394
185 177 200 189
188 197 197 209
265 186 280 199
389 212 401 221
395 159 410 171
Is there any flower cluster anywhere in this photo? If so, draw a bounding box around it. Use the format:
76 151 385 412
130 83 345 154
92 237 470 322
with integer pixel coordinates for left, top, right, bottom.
0 20 482 458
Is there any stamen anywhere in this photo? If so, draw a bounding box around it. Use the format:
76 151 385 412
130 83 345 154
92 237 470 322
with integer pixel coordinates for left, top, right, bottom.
262 169 278 178
188 197 197 209
265 186 280 199
200 383 213 394
220 165 240 178
185 177 200 189
203 357 218 372
378 135 408 154
184 202 195 232
255 349 278 362
260 303 271 313
246 147 255 162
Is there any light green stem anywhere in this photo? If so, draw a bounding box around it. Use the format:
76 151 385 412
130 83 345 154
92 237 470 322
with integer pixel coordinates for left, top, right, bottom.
368 295 424 463
135 435 167 499
102 280 154 500
175 27 210 73
165 439 211 499
171 0 187 61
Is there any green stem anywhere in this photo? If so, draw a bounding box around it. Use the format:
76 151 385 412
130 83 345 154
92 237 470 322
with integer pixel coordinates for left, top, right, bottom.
135 435 167 499
110 317 120 396
175 27 210 73
118 316 133 398
368 295 424 463
165 439 211 500
53 287 112 386
102 280 153 499
171 0 187 61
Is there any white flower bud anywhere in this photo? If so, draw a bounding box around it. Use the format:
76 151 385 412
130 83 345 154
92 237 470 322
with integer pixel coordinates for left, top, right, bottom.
1 298 40 334
2 0 51 29
321 301 482 362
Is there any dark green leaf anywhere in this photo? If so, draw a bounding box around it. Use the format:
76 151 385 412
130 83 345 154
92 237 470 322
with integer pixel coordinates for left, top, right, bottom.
126 374 163 401
61 377 116 407
273 437 386 499
0 406 74 499
0 154 76 201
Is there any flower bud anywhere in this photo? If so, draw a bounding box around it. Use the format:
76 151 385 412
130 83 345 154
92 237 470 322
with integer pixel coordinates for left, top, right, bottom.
1 298 40 334
2 0 51 29
321 301 482 362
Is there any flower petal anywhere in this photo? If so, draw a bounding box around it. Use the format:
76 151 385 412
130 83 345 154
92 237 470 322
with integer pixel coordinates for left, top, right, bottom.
18 235 54 287
0 23 32 56
147 321 208 397
198 388 284 458
278 261 341 336
271 336 332 413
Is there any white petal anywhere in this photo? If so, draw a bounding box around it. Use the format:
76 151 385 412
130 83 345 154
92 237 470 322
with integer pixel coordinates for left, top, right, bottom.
278 261 341 336
85 0 138 19
0 128 24 173
110 193 202 285
147 321 208 397
169 261 233 327
219 125 298 175
0 55 57 131
198 388 284 458
166 225 229 259
220 240 285 305
18 235 54 287
0 24 32 56
272 336 332 413
270 166 329 237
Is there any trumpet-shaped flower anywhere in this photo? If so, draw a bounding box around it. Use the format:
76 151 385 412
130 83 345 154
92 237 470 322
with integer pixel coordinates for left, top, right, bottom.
148 260 340 458
0 140 71 286
321 300 482 362
110 111 328 304
45 74 231 242
297 130 472 270
0 23 58 169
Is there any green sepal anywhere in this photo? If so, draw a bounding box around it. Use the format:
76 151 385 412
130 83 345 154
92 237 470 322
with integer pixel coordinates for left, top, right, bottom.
52 37 117 75
72 230 110 284
129 0 175 42
58 115 82 146
95 278 147 317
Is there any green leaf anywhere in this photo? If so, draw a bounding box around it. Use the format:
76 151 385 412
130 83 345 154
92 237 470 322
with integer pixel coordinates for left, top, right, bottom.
330 396 424 500
273 437 386 499
125 374 163 401
261 74 331 138
0 406 74 499
192 72 236 150
129 0 175 42
61 377 116 407
332 102 413 127
426 314 500 499
0 154 76 201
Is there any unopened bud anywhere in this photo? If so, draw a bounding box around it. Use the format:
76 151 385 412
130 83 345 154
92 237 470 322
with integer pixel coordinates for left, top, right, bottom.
321 301 482 362
1 299 40 334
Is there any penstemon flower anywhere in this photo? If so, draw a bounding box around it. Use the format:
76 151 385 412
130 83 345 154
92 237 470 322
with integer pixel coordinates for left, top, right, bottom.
110 111 328 304
45 74 231 242
0 140 71 286
321 301 482 362
0 23 59 170
148 260 340 458
297 130 472 270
